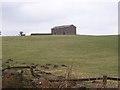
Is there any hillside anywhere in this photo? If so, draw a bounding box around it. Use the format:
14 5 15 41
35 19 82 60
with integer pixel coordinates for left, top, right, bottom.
2 35 118 77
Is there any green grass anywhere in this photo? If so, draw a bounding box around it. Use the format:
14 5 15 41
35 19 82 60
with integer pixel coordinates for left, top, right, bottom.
2 35 118 77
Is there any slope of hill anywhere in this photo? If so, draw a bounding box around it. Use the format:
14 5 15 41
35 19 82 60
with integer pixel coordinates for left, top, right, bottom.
2 35 118 77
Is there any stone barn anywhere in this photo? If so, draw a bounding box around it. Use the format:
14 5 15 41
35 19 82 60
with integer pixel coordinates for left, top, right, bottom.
51 24 76 35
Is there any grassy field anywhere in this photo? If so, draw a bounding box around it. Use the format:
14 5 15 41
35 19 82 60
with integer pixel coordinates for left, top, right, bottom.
2 35 118 77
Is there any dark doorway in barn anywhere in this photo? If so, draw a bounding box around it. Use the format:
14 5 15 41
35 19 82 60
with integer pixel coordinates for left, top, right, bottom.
63 31 65 35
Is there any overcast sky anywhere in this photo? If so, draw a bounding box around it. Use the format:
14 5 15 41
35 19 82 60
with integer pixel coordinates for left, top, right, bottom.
0 0 119 36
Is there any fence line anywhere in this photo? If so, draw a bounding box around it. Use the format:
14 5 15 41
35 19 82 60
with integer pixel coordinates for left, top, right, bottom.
2 66 120 88
2 66 120 82
49 76 120 82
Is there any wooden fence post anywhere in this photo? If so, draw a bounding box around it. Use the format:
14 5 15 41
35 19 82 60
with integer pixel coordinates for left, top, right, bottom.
30 66 35 77
118 81 120 89
103 75 107 88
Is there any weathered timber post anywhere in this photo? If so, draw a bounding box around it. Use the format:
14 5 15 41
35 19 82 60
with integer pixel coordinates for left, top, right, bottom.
18 70 24 81
30 66 35 77
103 75 107 88
118 81 120 89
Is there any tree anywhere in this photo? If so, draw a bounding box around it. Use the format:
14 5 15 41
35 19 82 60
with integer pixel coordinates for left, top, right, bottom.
19 31 23 36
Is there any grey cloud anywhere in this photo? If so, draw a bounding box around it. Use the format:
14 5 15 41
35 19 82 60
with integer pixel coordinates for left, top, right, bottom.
2 1 118 35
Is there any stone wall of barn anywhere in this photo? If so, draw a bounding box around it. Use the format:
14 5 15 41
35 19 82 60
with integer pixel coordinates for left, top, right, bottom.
51 25 76 35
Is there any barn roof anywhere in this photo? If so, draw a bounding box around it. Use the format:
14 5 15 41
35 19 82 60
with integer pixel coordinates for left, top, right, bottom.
52 24 76 29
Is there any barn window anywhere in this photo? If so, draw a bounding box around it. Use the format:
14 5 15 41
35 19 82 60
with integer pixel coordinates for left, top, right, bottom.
63 31 65 35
